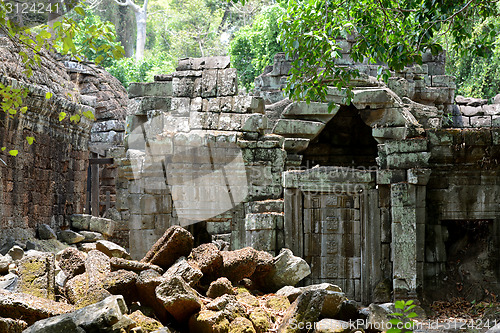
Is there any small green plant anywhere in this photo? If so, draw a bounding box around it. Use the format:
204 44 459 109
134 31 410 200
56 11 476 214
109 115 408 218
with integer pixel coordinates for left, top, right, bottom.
387 300 418 333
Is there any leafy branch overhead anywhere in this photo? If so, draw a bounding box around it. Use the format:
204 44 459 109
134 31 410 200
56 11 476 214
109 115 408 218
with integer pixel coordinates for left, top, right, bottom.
0 3 124 157
279 0 500 104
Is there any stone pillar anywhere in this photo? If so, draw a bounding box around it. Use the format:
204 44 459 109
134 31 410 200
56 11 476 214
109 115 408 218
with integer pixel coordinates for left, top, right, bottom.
390 169 430 300
391 182 417 300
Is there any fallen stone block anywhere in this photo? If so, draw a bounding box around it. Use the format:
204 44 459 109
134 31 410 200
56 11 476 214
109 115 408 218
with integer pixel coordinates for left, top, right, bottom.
23 295 131 332
17 252 56 300
110 257 163 274
0 289 74 325
141 225 194 269
0 254 12 274
128 310 164 332
163 257 202 287
96 240 131 259
58 247 86 280
156 276 202 323
221 247 258 284
229 317 256 333
136 269 169 322
190 243 223 281
207 277 235 299
189 310 230 333
277 290 326 333
37 224 57 240
263 248 311 291
102 270 138 304
58 230 85 244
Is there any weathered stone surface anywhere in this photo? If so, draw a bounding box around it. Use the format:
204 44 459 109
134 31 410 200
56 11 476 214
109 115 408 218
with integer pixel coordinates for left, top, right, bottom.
276 286 302 303
189 310 230 333
102 269 138 303
0 254 12 274
163 257 202 287
128 310 164 332
0 289 74 325
221 247 259 283
23 295 131 333
110 257 164 274
156 276 202 322
249 307 272 333
321 291 347 318
65 250 112 308
70 214 91 231
77 242 97 253
58 247 86 279
38 224 57 240
141 225 194 269
17 252 56 300
191 243 223 280
85 250 111 281
265 295 291 312
217 68 238 96
58 230 85 244
8 246 24 261
206 294 247 321
207 277 235 298
89 216 116 236
129 82 173 98
0 317 27 333
79 231 103 242
277 290 326 333
96 240 131 259
136 269 169 322
229 317 257 333
273 119 325 140
263 248 311 291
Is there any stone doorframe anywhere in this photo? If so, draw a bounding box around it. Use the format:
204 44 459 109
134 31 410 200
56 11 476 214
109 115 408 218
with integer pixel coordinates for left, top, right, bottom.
283 167 380 303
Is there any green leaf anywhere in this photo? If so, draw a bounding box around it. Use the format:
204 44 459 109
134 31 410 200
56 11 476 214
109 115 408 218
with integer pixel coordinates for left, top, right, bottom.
407 312 418 318
20 106 28 114
1 147 6 151
45 92 53 99
26 137 35 145
74 6 85 16
82 110 96 121
405 300 414 306
389 318 401 325
70 114 81 123
59 112 67 121
9 150 18 156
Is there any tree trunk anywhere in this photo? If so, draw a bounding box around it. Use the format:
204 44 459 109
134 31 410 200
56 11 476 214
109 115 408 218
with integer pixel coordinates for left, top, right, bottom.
134 9 146 60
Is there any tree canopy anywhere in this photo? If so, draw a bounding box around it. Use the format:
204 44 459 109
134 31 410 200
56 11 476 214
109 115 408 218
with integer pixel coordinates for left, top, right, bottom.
279 0 500 104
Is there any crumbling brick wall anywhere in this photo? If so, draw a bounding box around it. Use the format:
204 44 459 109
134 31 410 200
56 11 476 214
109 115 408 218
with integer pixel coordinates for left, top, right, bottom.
0 38 93 243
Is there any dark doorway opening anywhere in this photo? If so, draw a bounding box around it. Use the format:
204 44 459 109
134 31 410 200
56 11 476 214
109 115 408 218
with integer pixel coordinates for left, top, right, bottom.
301 106 378 168
429 219 500 302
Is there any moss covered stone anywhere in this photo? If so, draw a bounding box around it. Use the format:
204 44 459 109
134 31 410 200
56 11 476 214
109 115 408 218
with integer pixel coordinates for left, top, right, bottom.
229 317 256 333
128 310 163 332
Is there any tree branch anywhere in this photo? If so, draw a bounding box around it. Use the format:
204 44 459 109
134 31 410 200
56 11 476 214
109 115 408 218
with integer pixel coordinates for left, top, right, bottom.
113 0 140 13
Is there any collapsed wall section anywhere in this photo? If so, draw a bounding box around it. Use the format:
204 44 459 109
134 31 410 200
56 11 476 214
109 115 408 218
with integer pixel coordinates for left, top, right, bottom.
117 57 286 259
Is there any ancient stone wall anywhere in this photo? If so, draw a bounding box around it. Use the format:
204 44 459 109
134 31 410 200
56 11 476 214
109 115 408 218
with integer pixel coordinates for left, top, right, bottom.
65 61 128 220
0 77 92 244
0 38 98 245
117 57 286 259
118 52 500 304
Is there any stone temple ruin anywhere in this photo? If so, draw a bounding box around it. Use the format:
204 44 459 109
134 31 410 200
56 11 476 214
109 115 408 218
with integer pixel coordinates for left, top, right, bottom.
2 35 500 310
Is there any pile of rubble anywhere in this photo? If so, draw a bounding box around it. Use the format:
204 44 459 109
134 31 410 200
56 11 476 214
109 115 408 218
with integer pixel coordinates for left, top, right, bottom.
0 224 425 332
